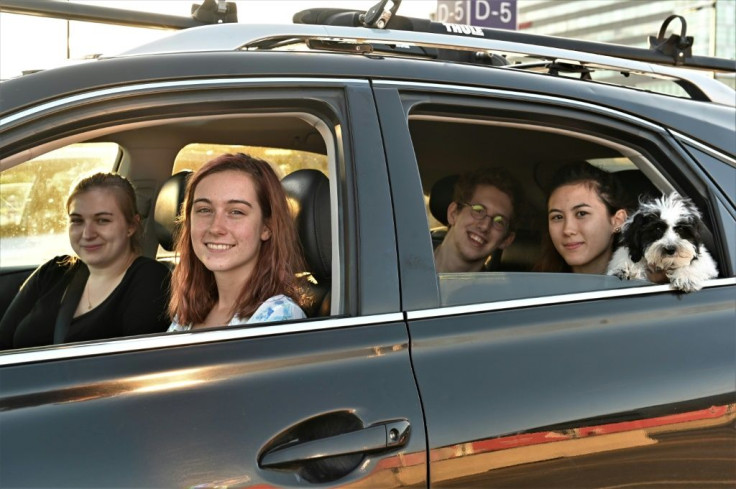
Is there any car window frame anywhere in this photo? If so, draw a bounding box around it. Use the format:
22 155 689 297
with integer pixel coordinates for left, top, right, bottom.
0 77 402 364
375 80 733 313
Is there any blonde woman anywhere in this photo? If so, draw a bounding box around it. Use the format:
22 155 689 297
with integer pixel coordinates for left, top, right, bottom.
0 173 171 349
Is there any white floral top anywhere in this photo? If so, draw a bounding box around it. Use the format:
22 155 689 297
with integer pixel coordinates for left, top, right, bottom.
167 294 306 332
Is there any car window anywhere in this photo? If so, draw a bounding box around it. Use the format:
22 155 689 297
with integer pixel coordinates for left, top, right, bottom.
0 143 118 267
406 101 722 307
1 101 346 352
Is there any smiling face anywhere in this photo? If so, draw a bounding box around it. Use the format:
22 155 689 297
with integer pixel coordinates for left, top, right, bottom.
190 170 271 283
441 184 515 272
548 182 626 274
68 188 136 270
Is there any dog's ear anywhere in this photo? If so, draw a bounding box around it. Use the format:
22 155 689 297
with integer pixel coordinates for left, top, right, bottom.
623 212 646 262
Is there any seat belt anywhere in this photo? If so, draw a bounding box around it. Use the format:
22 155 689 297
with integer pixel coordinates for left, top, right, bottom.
53 264 89 344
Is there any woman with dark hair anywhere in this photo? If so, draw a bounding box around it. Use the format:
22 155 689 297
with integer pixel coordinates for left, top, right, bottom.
168 153 306 331
0 173 171 349
534 162 628 274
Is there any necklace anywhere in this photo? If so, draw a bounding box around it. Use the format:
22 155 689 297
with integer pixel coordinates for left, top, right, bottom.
86 284 93 310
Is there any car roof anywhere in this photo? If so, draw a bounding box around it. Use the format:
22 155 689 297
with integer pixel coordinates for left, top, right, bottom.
2 48 733 157
109 22 735 108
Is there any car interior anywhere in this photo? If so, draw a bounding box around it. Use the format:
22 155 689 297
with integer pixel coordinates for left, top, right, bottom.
0 104 725 339
410 116 663 269
0 112 336 328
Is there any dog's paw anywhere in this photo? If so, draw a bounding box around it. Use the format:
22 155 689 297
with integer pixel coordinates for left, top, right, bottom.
609 268 629 280
667 270 703 292
609 262 646 281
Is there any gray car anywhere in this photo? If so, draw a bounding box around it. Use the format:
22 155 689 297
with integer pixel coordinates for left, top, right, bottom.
0 2 734 487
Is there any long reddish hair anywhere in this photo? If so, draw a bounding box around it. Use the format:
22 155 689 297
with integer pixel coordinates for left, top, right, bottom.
169 153 306 325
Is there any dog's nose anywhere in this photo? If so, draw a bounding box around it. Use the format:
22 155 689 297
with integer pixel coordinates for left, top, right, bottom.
663 245 677 255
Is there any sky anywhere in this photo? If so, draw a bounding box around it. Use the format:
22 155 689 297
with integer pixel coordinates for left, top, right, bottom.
0 1 436 79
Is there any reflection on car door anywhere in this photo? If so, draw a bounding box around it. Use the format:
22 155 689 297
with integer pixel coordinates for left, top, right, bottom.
0 322 427 487
408 291 735 488
0 79 428 488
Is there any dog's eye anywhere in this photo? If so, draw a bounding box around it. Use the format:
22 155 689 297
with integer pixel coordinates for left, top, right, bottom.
649 222 666 233
675 225 694 239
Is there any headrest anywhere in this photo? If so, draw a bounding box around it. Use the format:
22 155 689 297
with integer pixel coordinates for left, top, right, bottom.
614 169 659 210
429 175 459 226
282 169 331 281
154 171 192 252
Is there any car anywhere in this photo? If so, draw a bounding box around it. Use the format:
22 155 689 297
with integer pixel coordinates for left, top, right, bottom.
1 1 734 487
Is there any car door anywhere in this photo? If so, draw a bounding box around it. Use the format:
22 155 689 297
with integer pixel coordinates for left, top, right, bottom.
0 66 427 488
375 79 736 488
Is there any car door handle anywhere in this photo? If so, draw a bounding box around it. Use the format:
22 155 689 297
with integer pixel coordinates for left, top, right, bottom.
260 419 410 468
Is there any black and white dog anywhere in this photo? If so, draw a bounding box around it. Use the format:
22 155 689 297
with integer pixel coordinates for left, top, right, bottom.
607 193 718 292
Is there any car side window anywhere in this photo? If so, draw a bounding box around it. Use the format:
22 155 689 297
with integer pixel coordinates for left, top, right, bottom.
0 143 118 267
407 103 723 307
0 106 344 353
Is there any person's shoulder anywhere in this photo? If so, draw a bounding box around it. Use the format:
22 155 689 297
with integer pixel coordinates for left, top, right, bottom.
39 255 77 276
22 255 79 290
167 318 191 332
249 295 306 323
265 294 304 310
129 256 171 278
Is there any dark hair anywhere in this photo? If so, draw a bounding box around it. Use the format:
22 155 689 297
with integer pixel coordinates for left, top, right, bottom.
452 167 524 231
534 162 627 273
169 153 306 325
66 172 143 254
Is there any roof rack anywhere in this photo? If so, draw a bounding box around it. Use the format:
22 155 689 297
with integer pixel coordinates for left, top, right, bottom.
114 22 735 107
4 0 734 106
293 6 735 73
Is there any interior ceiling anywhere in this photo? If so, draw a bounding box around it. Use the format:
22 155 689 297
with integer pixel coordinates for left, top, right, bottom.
409 119 622 213
106 116 327 155
100 113 621 218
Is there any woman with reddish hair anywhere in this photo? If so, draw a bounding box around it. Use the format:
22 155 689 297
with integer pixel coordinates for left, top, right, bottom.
168 153 306 331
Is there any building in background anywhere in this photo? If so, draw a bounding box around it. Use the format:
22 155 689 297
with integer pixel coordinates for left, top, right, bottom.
516 0 735 87
0 1 435 80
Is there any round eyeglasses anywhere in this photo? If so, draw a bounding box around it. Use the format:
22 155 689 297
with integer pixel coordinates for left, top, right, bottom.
460 202 509 232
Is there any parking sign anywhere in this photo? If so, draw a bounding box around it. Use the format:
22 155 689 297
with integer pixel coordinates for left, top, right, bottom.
436 0 517 30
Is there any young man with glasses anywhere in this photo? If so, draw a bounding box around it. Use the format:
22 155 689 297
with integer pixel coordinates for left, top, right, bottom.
434 167 523 273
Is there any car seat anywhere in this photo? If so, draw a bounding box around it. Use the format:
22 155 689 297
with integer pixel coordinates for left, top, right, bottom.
153 170 192 253
615 169 660 211
281 169 332 317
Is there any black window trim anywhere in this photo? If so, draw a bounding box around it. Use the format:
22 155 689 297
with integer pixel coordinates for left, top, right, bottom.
382 79 731 311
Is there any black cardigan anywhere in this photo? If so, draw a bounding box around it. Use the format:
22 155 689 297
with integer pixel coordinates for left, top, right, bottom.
0 256 171 350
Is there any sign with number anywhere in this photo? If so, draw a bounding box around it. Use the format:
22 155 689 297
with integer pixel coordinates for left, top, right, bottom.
436 0 517 30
